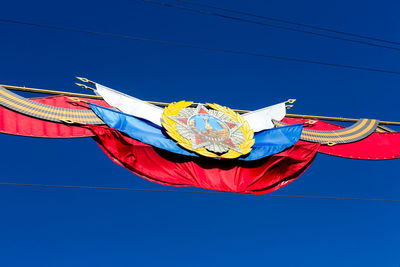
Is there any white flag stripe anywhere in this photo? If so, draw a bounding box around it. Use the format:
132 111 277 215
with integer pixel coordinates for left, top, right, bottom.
95 83 286 132
95 83 163 126
242 102 286 132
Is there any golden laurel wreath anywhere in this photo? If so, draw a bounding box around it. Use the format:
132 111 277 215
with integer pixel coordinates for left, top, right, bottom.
161 101 255 159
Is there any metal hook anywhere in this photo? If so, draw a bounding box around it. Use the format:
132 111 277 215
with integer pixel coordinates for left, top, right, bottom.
325 142 337 146
305 120 318 125
75 83 95 91
66 97 88 103
76 77 95 84
60 119 76 124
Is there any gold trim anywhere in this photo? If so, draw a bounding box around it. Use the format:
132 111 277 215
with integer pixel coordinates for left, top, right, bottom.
274 119 377 143
0 89 93 116
0 92 102 123
162 101 255 159
2 83 400 127
294 119 368 137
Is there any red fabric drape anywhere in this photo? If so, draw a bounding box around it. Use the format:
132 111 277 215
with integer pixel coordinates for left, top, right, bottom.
283 117 400 160
0 96 108 138
89 125 320 194
317 131 400 160
1 95 397 160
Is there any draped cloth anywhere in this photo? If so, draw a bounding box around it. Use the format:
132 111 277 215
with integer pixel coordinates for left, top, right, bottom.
94 83 287 132
89 125 320 194
89 103 303 161
95 83 164 126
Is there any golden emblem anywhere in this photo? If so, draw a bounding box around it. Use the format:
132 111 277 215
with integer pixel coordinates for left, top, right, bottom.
161 101 255 159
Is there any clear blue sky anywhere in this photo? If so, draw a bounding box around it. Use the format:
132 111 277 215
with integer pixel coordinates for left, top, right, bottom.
0 0 399 266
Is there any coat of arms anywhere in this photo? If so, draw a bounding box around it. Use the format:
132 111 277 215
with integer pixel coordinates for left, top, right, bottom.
162 101 255 158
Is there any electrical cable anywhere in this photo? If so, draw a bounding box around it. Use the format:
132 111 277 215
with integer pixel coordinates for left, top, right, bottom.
172 0 400 46
0 182 398 202
141 0 400 51
1 18 400 75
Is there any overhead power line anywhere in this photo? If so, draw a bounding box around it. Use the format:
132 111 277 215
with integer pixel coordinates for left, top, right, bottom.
172 0 400 46
141 0 400 52
0 182 399 203
1 19 400 75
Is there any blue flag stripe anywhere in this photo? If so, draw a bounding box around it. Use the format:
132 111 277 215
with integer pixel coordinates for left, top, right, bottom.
89 103 303 161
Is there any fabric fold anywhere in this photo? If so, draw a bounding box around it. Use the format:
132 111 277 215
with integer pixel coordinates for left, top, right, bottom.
242 102 286 132
89 125 319 194
95 83 164 126
89 103 303 161
94 82 286 132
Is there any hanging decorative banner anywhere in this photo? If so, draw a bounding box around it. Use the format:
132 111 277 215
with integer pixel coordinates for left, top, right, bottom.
89 125 319 195
94 82 287 132
162 101 255 159
0 78 399 195
88 103 303 161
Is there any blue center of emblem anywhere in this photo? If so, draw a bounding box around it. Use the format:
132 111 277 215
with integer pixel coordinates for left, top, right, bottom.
188 114 230 141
